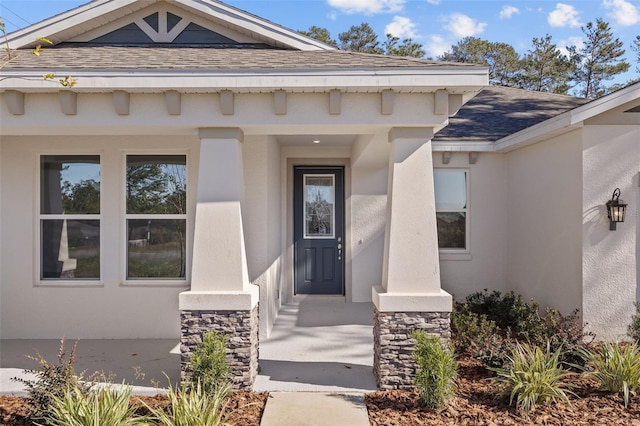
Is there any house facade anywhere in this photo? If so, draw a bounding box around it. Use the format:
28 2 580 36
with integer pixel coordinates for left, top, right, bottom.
1 0 638 389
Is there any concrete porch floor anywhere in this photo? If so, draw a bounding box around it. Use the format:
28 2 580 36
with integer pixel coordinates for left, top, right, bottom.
254 301 377 392
1 301 377 395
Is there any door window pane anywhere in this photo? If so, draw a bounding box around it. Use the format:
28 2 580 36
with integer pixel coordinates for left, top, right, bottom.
41 155 100 214
304 175 334 238
127 219 186 279
41 219 100 279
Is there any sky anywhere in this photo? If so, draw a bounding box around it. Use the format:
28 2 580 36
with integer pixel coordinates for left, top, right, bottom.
1 0 639 84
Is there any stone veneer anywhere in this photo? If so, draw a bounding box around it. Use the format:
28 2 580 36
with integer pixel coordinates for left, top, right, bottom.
373 308 451 389
180 306 258 390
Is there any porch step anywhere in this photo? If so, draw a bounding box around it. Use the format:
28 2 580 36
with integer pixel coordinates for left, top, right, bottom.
260 392 369 426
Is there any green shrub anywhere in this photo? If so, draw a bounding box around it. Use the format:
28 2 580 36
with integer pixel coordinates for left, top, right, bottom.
582 342 640 408
452 291 592 368
43 384 149 426
411 330 457 409
143 379 232 426
188 332 231 394
492 342 575 414
628 303 640 342
12 338 91 420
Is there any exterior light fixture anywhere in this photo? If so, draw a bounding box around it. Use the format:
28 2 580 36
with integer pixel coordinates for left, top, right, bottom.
313 140 320 144
606 188 627 231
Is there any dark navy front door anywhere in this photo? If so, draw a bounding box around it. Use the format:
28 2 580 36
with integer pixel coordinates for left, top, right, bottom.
293 166 344 295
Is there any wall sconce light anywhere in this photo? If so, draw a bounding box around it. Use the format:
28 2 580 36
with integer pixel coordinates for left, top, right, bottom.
606 188 627 231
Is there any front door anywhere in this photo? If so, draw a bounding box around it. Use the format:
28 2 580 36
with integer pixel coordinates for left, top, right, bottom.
293 166 344 295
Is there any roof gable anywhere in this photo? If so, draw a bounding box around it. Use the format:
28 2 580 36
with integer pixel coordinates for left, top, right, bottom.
6 0 332 50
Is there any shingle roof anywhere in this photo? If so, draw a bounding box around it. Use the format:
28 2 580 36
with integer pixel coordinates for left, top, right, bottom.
2 46 477 70
433 85 590 142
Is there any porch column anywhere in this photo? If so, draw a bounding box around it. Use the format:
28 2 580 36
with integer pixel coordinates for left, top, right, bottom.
372 127 452 389
179 128 259 390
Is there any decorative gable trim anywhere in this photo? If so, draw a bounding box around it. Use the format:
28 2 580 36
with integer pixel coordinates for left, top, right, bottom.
6 0 333 51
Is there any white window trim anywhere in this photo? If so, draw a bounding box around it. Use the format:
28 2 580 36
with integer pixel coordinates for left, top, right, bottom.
120 151 190 287
34 152 104 287
435 168 471 260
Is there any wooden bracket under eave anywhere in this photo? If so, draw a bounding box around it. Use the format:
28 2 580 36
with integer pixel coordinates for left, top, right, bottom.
274 90 287 115
59 90 77 115
113 90 130 115
434 89 448 115
442 152 452 164
5 90 25 115
381 90 395 115
469 152 479 164
165 91 181 115
220 90 234 115
329 90 342 115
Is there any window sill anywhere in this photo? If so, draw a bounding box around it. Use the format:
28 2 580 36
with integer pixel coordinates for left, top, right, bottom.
36 281 104 288
120 280 189 288
439 251 472 261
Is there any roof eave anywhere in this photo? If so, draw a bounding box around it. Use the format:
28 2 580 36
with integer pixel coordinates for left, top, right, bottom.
0 68 489 93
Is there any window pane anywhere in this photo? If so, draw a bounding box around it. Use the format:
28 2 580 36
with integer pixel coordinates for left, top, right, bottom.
127 219 186 279
126 155 186 214
437 212 466 249
41 155 100 214
304 175 334 237
434 171 467 210
41 219 100 279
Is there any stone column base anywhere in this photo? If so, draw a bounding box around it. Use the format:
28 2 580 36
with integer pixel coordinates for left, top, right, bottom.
373 308 451 389
180 306 259 390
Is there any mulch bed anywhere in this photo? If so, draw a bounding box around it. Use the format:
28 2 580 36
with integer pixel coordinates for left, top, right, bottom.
367 357 640 425
3 358 640 425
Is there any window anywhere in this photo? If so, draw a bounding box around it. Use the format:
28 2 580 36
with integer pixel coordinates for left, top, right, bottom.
304 174 335 238
434 170 468 250
126 155 187 279
40 155 101 280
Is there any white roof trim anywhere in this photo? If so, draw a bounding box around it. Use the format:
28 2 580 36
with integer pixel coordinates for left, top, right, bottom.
494 82 640 152
0 68 488 93
5 0 334 51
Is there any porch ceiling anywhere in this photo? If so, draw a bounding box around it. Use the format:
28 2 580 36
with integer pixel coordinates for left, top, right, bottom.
276 135 357 147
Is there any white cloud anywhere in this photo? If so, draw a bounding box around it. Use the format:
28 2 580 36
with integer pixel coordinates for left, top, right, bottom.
602 0 640 26
426 34 451 58
443 13 487 38
548 3 581 28
327 0 404 14
558 36 584 57
326 10 338 20
385 16 418 38
426 0 441 4
499 5 520 19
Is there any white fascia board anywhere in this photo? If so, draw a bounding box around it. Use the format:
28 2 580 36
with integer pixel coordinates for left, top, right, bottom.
6 0 143 49
174 0 334 51
432 141 495 152
0 68 488 93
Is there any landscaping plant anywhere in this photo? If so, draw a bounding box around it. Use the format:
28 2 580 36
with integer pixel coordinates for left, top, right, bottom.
582 342 640 408
411 330 457 409
492 342 575 414
12 338 92 420
143 379 233 426
187 331 231 394
628 302 640 342
43 384 149 426
452 290 592 368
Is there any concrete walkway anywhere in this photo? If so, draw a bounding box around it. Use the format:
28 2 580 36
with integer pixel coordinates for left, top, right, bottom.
260 392 369 426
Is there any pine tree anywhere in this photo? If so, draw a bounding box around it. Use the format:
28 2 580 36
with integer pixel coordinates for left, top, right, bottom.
298 26 338 48
569 19 630 98
519 35 574 94
338 23 383 54
383 34 425 58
